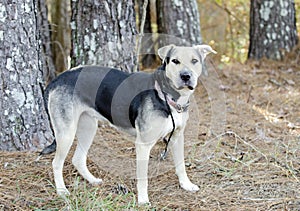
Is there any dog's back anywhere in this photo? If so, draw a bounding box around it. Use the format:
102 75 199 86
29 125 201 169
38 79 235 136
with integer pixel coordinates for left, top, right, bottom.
44 66 161 133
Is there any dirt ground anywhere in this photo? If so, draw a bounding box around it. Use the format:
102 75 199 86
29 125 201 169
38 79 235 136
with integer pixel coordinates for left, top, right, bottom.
0 59 300 210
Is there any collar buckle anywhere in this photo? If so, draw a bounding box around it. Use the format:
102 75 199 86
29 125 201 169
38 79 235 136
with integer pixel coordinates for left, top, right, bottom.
175 102 189 113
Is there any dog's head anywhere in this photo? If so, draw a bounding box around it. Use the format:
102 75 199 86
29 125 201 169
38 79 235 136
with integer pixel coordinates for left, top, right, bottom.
158 45 216 94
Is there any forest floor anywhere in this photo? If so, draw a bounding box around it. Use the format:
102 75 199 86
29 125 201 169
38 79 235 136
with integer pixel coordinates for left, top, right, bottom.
0 59 300 210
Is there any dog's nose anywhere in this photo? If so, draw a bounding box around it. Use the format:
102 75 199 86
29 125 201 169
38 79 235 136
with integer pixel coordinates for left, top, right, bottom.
180 72 191 82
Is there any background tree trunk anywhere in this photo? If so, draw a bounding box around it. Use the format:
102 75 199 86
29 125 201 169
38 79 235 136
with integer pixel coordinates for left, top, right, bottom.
0 0 54 151
156 0 202 46
71 0 137 72
37 0 56 83
136 0 157 68
47 0 71 74
248 0 298 60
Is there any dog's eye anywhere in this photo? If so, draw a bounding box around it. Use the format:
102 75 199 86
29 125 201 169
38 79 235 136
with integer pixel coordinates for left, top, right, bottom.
191 59 198 64
172 59 180 65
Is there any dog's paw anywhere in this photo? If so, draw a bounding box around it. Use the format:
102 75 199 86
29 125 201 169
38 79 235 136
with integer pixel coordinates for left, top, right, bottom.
57 188 70 196
138 195 151 206
138 200 151 207
89 178 103 185
180 181 199 192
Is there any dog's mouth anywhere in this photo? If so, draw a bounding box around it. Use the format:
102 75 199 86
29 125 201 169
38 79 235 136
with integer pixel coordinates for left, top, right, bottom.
178 84 195 90
171 77 196 91
187 85 194 90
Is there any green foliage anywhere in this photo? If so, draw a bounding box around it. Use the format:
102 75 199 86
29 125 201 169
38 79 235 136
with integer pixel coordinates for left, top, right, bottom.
198 0 300 64
296 0 300 32
198 0 249 63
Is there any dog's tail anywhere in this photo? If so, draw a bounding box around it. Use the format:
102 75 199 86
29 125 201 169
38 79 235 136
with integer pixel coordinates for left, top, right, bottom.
40 79 57 156
39 139 57 155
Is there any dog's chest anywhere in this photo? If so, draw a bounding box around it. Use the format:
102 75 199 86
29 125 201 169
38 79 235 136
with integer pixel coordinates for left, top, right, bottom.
155 110 187 138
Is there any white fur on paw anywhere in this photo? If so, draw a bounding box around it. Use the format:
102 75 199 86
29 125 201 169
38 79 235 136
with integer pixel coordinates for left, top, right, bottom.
138 200 151 206
57 188 70 196
138 196 150 206
90 178 102 185
180 182 199 192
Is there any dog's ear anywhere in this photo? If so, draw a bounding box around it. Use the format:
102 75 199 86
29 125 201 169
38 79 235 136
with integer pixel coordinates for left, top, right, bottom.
195 44 217 59
195 45 217 76
158 44 175 63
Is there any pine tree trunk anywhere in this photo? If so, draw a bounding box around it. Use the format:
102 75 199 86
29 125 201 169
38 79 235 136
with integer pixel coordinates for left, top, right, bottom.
0 0 54 151
137 0 156 68
156 0 202 46
37 0 56 83
71 0 137 72
248 0 298 60
48 0 71 74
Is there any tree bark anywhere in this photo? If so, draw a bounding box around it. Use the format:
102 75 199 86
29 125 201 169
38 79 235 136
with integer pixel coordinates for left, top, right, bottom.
137 0 156 68
47 0 71 74
0 0 54 151
156 0 202 46
71 0 137 72
37 0 56 83
248 0 298 60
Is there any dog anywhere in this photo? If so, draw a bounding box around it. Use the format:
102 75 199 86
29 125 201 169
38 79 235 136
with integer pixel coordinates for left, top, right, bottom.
41 44 216 205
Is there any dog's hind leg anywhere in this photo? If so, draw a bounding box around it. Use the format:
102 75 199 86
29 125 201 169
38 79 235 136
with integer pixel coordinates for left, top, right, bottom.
72 113 102 185
52 119 77 196
48 91 79 195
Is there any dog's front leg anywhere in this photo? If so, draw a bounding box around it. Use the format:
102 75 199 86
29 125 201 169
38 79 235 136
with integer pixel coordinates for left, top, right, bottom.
170 130 199 192
135 135 155 205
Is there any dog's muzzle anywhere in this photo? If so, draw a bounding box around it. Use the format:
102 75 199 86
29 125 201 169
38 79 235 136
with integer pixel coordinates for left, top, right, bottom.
178 71 195 90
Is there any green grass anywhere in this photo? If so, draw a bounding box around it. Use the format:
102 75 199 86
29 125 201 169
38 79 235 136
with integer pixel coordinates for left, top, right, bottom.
30 177 137 211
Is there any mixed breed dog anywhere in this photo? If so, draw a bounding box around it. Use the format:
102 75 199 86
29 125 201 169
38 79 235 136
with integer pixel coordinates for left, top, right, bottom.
41 44 216 205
